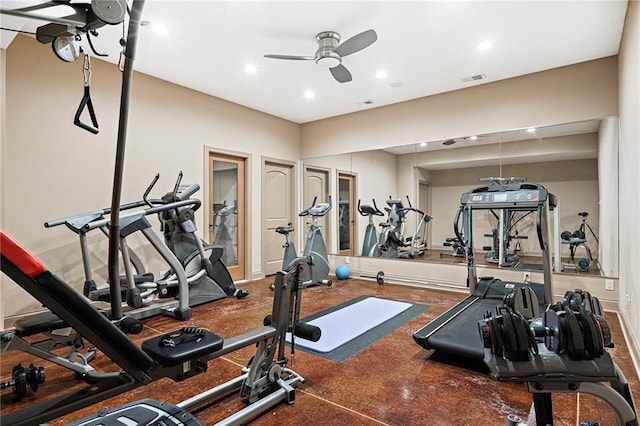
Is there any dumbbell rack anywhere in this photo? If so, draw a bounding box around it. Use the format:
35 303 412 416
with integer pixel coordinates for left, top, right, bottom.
484 345 637 425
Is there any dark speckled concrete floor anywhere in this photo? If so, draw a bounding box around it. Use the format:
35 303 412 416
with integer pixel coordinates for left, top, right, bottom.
1 276 638 425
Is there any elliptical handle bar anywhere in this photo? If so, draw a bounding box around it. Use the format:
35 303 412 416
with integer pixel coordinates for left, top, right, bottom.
405 195 413 209
143 173 160 207
44 199 160 228
82 199 201 232
176 183 200 201
171 171 184 200
453 205 465 247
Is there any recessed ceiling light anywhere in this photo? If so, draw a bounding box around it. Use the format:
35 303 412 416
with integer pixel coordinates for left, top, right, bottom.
375 70 387 79
304 91 315 100
152 23 168 35
245 64 257 74
527 128 536 133
477 40 492 51
419 142 427 147
469 135 478 140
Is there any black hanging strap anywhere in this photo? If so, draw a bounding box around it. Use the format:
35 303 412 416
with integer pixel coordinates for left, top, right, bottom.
74 53 99 134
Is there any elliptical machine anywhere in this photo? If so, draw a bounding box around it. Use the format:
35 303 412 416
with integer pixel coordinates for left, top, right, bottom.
159 173 248 300
357 199 384 257
275 196 333 288
376 196 432 259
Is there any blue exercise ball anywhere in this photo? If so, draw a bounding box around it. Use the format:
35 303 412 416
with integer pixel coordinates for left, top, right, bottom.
335 264 350 280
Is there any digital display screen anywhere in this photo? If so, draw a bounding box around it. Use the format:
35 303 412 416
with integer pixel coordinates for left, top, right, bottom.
493 193 508 202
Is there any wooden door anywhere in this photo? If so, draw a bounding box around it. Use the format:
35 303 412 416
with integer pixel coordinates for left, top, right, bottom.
264 161 295 275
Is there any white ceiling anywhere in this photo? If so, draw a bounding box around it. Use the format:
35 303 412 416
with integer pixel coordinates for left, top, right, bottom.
0 1 629 125
385 119 602 155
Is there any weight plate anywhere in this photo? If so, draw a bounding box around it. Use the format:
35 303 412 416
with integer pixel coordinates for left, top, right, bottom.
594 314 612 347
511 312 532 361
578 309 600 359
13 370 27 401
490 316 503 358
92 0 127 25
376 271 384 285
544 309 561 353
592 297 604 317
563 308 585 361
500 307 519 361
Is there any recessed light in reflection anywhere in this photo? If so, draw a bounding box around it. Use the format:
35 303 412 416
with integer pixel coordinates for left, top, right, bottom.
304 91 315 99
477 40 492 51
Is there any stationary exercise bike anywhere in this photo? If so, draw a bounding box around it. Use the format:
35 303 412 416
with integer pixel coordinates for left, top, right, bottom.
561 211 598 272
357 199 384 257
275 196 333 288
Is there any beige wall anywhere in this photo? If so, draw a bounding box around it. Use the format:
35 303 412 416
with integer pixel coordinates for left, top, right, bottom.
1 35 299 319
618 0 640 360
301 57 618 158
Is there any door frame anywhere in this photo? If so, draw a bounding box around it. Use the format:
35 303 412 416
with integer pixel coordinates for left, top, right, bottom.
204 146 251 282
261 156 297 277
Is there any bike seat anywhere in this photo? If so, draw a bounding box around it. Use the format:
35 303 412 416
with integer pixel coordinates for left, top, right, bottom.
276 225 294 235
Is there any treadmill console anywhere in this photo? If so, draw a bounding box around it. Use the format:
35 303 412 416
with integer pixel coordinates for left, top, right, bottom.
461 184 548 208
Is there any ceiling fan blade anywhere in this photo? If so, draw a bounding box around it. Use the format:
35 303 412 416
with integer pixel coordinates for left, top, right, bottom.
264 54 315 60
334 29 377 57
330 64 352 83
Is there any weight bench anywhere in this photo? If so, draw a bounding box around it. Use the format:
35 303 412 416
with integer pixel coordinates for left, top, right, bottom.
0 230 316 426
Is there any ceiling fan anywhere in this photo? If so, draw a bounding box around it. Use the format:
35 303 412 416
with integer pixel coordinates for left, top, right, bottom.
264 29 377 83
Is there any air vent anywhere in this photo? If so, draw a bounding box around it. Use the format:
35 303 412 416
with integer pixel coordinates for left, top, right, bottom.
461 73 486 83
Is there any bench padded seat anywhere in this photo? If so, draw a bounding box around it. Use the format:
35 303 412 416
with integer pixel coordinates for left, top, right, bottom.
142 329 224 366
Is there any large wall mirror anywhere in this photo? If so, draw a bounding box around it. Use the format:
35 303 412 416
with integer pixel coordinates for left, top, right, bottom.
302 117 619 279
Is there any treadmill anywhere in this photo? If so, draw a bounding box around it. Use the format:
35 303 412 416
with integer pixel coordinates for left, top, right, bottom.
413 181 555 360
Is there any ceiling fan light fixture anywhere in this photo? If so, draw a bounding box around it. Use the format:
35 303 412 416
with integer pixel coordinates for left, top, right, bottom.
316 54 341 69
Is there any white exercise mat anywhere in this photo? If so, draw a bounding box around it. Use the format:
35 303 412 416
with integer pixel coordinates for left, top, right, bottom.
288 297 412 353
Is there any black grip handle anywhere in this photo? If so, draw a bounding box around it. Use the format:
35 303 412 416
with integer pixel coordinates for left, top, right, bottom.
293 322 321 342
74 86 99 134
263 315 321 342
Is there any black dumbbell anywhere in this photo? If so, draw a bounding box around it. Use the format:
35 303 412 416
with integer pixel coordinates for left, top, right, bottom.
0 363 45 402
